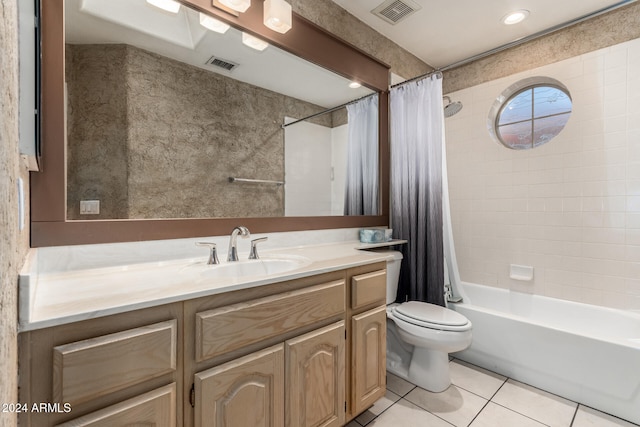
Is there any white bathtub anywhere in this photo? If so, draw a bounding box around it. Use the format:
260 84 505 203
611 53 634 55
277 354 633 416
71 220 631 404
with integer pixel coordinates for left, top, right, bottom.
449 282 640 425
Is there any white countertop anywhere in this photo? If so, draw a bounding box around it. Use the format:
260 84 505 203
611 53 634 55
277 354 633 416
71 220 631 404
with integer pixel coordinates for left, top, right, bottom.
19 238 403 331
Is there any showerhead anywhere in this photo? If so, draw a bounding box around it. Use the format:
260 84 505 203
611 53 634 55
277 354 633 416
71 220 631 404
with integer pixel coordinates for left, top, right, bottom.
443 96 463 118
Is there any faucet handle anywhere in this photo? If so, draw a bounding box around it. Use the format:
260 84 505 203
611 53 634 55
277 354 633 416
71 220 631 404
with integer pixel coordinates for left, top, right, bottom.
196 242 220 265
249 237 268 260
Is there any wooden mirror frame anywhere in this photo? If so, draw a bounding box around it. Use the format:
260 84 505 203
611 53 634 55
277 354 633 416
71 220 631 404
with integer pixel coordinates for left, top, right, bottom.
31 0 390 247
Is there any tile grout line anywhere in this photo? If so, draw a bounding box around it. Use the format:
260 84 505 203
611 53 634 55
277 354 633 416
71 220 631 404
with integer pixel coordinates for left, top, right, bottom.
455 359 587 425
401 390 460 427
354 384 411 427
487 375 508 401
487 377 555 426
466 398 492 427
446 358 509 402
451 363 506 427
572 403 640 427
489 401 553 427
382 361 639 427
449 364 555 427
569 403 579 427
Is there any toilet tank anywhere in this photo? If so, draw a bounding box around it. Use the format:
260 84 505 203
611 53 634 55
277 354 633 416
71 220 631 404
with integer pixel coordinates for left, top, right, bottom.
370 250 403 304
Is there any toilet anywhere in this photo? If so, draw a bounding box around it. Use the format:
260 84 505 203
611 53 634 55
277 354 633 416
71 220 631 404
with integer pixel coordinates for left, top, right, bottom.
383 250 472 392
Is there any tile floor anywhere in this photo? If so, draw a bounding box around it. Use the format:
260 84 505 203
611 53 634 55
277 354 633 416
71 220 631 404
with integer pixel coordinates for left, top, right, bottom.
346 359 639 427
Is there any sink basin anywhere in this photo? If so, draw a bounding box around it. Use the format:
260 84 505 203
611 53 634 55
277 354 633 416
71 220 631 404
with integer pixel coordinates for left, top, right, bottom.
198 255 311 279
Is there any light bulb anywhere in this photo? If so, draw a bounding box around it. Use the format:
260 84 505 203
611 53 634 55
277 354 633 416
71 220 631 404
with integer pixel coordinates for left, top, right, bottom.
219 0 251 13
146 0 181 14
264 0 292 34
199 13 230 34
242 32 269 51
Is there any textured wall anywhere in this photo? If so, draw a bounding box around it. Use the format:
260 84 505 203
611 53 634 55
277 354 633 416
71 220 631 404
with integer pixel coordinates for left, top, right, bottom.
292 0 432 79
446 37 640 310
443 2 640 94
66 44 338 219
0 0 27 426
66 45 129 219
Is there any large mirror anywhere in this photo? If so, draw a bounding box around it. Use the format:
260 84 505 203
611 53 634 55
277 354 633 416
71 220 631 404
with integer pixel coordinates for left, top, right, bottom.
65 0 377 220
31 0 389 246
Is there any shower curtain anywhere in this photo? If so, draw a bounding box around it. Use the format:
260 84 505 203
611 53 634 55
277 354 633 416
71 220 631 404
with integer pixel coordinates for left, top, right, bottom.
344 95 379 215
390 75 445 306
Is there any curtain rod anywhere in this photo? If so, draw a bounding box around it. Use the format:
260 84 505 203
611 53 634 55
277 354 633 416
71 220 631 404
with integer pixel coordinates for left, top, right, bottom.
390 0 635 91
389 70 442 90
281 92 378 128
440 0 635 72
283 0 634 126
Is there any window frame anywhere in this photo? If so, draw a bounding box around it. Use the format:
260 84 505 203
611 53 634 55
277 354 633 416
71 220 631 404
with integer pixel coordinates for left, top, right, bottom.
488 76 572 150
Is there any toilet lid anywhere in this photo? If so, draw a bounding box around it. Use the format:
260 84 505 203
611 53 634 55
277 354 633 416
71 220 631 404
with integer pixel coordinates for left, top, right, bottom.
393 301 469 330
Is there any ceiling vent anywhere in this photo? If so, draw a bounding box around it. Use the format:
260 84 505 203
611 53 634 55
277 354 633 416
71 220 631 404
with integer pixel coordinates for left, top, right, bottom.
205 56 239 72
371 0 421 25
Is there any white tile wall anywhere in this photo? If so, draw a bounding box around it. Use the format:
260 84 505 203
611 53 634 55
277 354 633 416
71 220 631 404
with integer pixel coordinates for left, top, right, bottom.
284 118 346 216
445 37 640 311
331 124 348 215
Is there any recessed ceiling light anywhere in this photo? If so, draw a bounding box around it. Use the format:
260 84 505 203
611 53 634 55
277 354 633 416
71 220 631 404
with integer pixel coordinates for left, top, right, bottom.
349 82 362 89
501 9 529 25
146 0 181 14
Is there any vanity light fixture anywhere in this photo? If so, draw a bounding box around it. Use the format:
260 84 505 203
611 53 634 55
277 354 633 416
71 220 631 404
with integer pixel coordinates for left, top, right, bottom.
199 12 230 34
501 9 529 25
145 0 181 14
242 32 269 51
264 0 292 34
219 0 251 13
349 81 362 89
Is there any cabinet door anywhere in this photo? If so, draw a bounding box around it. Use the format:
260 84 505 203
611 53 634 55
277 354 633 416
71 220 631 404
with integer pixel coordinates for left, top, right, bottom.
285 321 345 427
194 344 284 427
351 306 386 415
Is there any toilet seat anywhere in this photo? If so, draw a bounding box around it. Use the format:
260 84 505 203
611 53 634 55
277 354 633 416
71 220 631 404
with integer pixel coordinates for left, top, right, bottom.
391 301 471 332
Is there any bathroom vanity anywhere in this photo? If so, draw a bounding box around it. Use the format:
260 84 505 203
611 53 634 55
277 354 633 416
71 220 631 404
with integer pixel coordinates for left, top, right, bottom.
18 242 389 427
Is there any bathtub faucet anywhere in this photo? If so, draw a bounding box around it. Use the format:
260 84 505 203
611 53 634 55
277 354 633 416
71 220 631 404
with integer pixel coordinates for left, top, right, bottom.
445 282 462 303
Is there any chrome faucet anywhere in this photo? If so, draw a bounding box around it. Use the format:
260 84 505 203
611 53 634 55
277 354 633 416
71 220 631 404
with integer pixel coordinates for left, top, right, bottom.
227 226 250 261
249 237 268 260
196 242 220 265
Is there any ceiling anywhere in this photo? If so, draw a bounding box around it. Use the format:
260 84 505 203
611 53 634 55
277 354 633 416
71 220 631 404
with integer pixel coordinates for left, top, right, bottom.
66 0 373 109
332 0 635 69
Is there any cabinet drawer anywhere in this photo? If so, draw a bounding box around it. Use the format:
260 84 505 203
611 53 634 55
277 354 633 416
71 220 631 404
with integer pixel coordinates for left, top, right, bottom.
53 320 177 406
55 383 176 427
351 270 386 310
196 280 345 362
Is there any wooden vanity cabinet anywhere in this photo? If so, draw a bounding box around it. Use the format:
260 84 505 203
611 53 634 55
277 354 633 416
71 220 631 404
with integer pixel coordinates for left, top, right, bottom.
193 321 346 427
19 262 387 427
184 270 347 427
285 321 346 427
345 264 387 421
194 344 285 427
18 303 183 427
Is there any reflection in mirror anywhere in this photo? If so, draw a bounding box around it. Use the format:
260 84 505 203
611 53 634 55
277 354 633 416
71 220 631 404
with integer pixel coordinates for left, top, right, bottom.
64 0 376 220
283 93 379 217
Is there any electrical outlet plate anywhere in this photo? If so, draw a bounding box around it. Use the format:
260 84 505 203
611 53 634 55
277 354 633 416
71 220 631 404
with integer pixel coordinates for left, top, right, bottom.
80 200 100 215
